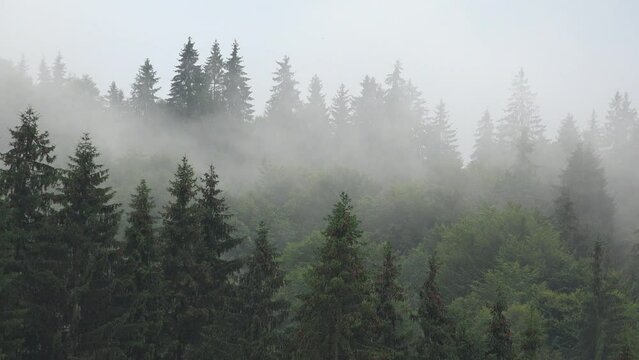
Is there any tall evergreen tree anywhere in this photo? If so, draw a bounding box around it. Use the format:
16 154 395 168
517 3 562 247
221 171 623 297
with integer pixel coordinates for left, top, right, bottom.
416 254 456 359
498 68 545 147
112 180 164 359
583 111 603 150
130 58 160 116
418 100 462 178
352 75 384 127
59 134 121 358
160 157 201 359
554 187 586 257
106 81 125 108
265 55 301 122
0 108 62 358
203 40 226 115
297 192 374 360
486 296 514 360
51 52 66 87
471 110 497 167
223 40 253 122
304 74 330 133
238 222 287 360
605 91 637 150
330 83 351 134
37 58 51 86
373 242 406 359
168 37 206 118
556 113 581 157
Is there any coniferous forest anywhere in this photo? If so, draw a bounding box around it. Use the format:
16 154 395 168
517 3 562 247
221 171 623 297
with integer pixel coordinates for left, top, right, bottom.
1 29 639 360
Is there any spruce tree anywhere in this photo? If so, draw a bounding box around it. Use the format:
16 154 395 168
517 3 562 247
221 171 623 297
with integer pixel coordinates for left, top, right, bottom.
416 254 456 359
556 113 581 157
304 74 330 133
112 179 164 358
418 100 462 179
203 40 226 115
51 52 66 87
37 58 51 86
554 187 586 257
582 111 603 150
59 134 121 357
486 296 514 360
130 58 160 116
498 68 545 147
605 91 637 150
373 242 405 359
107 81 125 108
223 40 253 122
297 192 374 360
471 110 497 167
330 83 351 134
238 222 287 360
0 108 62 358
352 75 384 127
168 37 206 118
265 55 301 122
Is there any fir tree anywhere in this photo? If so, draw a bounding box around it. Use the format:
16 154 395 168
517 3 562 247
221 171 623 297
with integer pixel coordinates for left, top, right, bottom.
486 296 514 360
37 58 51 86
554 187 586 257
59 134 121 357
556 114 581 157
471 110 497 167
112 180 164 359
203 40 226 115
418 100 462 178
223 40 253 122
605 91 637 150
352 75 384 127
130 58 160 116
0 108 61 358
265 55 301 122
238 222 287 360
498 68 545 146
416 254 456 359
106 81 125 108
297 192 374 360
160 157 201 359
330 83 351 134
304 74 330 133
583 111 603 150
373 242 406 359
168 37 206 118
51 52 66 86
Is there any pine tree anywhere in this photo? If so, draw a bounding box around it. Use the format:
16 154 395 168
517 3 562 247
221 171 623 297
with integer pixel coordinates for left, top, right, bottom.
203 40 226 115
498 68 545 147
304 74 330 133
130 58 160 116
418 100 462 178
0 108 62 358
416 254 456 359
59 134 121 357
605 91 637 150
37 58 51 86
554 187 586 257
168 37 206 118
265 55 301 122
582 111 603 150
556 114 581 157
297 192 374 360
51 52 66 86
559 144 615 247
471 110 497 167
223 40 253 122
107 81 125 108
330 83 351 134
112 179 164 358
486 296 514 360
238 222 287 360
373 242 405 359
160 157 201 359
352 75 384 127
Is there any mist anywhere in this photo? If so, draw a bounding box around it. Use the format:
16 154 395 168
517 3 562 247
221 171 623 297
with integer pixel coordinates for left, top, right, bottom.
1 1 639 359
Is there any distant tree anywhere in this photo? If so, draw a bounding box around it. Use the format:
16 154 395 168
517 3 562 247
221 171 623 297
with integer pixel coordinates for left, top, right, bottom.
0 108 62 358
296 192 374 359
486 296 514 360
605 91 637 150
498 69 545 147
265 55 301 122
106 81 125 108
582 111 603 150
51 52 67 86
373 242 406 359
304 74 330 133
130 58 160 116
67 74 101 101
471 110 497 167
223 40 253 122
37 58 51 86
554 187 587 257
203 40 226 115
112 179 164 358
59 134 121 357
168 37 206 118
352 75 384 127
418 100 462 179
160 157 201 359
416 254 457 359
330 83 351 134
238 222 287 360
556 114 581 157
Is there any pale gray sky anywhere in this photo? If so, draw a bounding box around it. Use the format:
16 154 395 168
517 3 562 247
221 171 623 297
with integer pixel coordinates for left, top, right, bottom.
1 0 638 155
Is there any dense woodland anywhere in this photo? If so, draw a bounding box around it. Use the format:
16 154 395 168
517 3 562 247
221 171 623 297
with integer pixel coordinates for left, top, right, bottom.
1 37 639 359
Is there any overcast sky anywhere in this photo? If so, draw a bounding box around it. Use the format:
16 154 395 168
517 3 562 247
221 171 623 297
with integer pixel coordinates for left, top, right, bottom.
1 0 638 156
